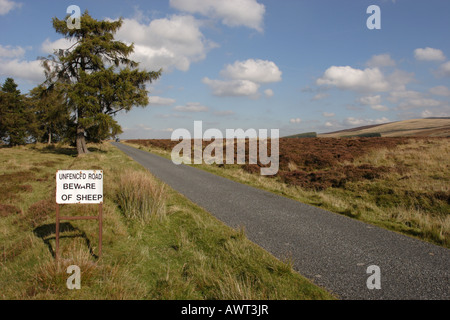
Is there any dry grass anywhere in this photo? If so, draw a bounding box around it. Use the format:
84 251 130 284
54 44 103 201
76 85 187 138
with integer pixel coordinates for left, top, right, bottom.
116 170 168 224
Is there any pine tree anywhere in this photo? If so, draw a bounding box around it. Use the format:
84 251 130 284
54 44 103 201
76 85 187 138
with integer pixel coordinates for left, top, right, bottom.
28 84 70 144
0 78 35 146
42 11 161 155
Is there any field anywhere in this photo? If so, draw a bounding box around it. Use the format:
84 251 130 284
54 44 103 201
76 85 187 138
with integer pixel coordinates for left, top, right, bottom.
0 143 333 300
126 137 450 248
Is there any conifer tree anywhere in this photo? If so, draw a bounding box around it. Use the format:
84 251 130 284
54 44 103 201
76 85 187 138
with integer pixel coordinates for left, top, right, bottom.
42 11 161 155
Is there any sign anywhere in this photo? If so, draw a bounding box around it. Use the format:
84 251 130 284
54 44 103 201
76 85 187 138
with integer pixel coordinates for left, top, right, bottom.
56 170 103 204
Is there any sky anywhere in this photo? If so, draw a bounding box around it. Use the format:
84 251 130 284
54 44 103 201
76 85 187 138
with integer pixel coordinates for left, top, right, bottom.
1 0 449 138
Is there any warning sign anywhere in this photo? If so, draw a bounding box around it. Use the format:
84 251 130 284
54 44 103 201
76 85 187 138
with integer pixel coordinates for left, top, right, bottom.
56 170 103 204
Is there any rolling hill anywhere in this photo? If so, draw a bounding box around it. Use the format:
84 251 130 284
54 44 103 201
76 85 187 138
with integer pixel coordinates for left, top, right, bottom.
318 118 450 138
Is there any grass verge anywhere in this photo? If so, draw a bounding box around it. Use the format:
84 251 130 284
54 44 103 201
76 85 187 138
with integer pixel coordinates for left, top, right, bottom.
0 143 334 300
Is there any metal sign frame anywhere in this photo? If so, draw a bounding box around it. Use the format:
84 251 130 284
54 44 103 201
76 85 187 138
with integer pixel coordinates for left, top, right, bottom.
55 170 103 260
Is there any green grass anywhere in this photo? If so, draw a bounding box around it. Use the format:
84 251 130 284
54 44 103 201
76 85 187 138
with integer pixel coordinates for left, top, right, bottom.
0 143 334 300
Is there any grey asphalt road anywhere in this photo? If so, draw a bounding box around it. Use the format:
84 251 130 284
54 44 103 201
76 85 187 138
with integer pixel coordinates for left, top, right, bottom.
112 142 449 300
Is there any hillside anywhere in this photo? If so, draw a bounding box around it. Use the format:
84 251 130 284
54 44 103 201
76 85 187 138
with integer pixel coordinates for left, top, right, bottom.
319 118 450 138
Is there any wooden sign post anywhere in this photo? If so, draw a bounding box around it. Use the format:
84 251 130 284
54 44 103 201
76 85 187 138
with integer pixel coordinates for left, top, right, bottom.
55 170 104 260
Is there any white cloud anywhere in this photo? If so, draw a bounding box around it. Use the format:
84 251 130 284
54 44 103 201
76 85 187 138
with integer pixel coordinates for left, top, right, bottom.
322 112 335 117
220 59 282 83
113 15 216 72
414 47 446 61
0 45 25 58
398 98 442 110
366 54 396 68
174 102 209 112
148 96 176 106
264 89 274 98
0 59 44 82
387 90 422 103
325 121 334 127
169 0 265 32
41 38 77 54
386 69 415 91
290 118 301 124
202 77 260 97
358 95 382 106
0 0 21 15
204 59 281 98
316 66 389 92
429 85 450 97
421 108 450 118
343 117 389 127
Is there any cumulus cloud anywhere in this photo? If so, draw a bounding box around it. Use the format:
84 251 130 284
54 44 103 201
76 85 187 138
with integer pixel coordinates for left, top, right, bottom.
173 102 209 112
357 95 388 111
0 45 44 82
169 0 265 32
414 47 446 61
343 117 389 127
398 98 442 110
41 38 77 54
359 95 382 106
366 54 396 68
316 66 390 92
202 77 260 97
112 15 216 72
220 59 282 83
204 59 281 97
0 0 21 15
0 45 25 58
148 96 176 106
387 90 422 103
290 118 301 124
0 59 44 82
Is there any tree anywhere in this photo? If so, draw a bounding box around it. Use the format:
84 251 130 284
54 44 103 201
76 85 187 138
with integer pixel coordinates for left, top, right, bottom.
28 84 70 144
42 11 161 155
0 78 36 146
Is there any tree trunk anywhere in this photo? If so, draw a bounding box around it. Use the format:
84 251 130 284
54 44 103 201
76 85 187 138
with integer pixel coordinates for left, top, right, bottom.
76 126 89 155
48 128 52 145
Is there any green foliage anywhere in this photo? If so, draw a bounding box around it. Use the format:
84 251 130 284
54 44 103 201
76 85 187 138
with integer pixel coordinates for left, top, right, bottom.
42 11 162 154
0 78 37 146
28 84 70 144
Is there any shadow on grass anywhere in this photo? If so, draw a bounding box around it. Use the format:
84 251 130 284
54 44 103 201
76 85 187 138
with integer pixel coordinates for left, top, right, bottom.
33 222 98 259
36 145 107 156
36 145 78 157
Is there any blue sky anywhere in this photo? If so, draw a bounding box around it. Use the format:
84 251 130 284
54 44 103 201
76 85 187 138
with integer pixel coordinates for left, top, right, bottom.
1 0 449 138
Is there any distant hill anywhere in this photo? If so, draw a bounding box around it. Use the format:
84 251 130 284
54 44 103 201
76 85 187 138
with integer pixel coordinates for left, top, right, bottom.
284 132 317 138
318 118 450 138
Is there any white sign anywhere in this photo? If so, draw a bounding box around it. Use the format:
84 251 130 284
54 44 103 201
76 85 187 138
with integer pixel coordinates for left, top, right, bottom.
56 170 103 204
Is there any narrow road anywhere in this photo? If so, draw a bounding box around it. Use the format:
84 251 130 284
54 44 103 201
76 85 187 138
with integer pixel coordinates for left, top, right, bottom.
112 142 449 300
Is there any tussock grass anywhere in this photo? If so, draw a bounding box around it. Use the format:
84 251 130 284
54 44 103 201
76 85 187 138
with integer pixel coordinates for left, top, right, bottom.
116 170 168 224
